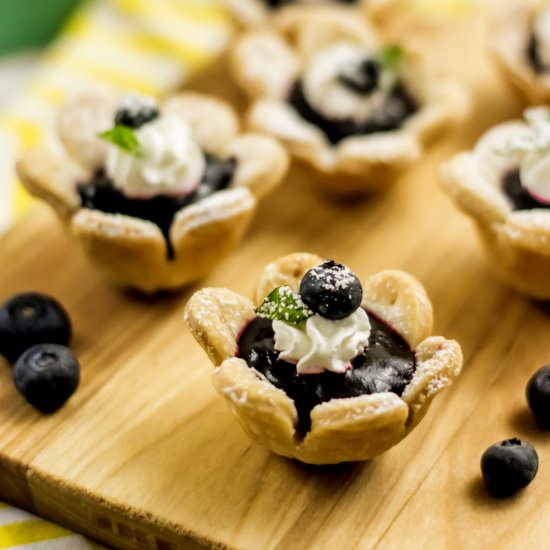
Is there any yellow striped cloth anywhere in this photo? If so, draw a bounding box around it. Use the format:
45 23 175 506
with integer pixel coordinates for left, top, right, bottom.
0 502 105 548
0 0 232 232
0 0 473 548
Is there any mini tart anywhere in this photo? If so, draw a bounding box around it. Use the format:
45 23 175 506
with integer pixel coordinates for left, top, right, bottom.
230 10 468 195
222 0 398 28
441 114 550 299
491 0 550 104
16 91 289 293
184 252 462 465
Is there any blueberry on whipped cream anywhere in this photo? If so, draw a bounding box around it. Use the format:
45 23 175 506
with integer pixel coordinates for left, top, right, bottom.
497 107 550 209
288 43 417 144
241 261 415 433
114 93 160 129
77 92 236 258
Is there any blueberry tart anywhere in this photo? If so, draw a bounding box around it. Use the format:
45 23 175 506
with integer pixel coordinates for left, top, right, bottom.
184 253 462 464
230 10 468 195
492 0 550 104
222 0 398 28
441 106 550 298
16 91 289 292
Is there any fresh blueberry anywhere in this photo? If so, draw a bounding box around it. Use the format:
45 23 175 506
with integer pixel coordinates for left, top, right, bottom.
338 59 381 96
527 366 550 428
299 261 363 320
0 293 72 364
13 344 80 414
481 438 538 497
114 105 159 129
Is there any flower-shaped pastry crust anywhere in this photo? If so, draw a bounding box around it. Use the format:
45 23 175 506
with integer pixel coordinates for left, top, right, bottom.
185 252 462 464
441 112 550 299
230 10 467 195
491 0 550 104
16 91 288 293
222 0 398 28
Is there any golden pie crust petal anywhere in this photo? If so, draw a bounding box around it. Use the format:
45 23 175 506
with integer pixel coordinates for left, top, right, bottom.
72 210 167 292
402 336 463 431
185 253 463 464
491 0 550 104
163 92 240 156
300 392 409 464
185 289 256 365
440 153 510 226
16 147 83 220
57 89 117 171
212 358 299 457
226 133 290 200
254 252 324 304
274 6 379 60
362 270 433 349
230 31 301 100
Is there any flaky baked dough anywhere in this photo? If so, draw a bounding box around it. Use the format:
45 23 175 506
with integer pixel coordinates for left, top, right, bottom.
230 10 468 196
491 0 550 104
441 119 550 299
221 0 399 29
16 92 289 293
184 252 463 464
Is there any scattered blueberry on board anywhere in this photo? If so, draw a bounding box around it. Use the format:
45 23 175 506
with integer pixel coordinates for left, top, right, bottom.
526 366 550 428
13 344 80 414
299 260 363 320
0 292 72 363
481 438 538 497
0 292 78 413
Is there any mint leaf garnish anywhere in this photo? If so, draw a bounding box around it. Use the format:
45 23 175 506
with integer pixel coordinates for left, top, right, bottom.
256 286 312 326
379 45 403 75
99 125 143 156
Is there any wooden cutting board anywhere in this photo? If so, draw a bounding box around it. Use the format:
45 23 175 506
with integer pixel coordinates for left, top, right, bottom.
1 10 549 550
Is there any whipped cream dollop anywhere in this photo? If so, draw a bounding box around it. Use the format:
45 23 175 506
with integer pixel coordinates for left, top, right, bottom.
302 42 394 123
502 107 550 203
106 100 205 198
273 308 371 375
534 8 550 69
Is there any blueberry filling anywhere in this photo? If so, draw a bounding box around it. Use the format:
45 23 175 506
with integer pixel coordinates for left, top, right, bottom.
288 79 418 145
264 0 356 9
237 312 416 436
77 154 236 260
502 168 550 211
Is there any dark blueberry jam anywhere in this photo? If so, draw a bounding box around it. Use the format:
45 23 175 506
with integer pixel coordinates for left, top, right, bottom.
77 154 236 259
527 33 548 74
502 169 550 211
237 312 416 435
288 79 418 145
264 0 356 9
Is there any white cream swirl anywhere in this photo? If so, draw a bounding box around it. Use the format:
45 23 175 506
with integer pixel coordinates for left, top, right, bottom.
273 308 371 375
302 42 394 123
502 107 550 203
534 8 550 70
106 114 205 198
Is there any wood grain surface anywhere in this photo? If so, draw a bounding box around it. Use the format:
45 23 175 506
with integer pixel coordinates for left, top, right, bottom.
1 10 549 550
